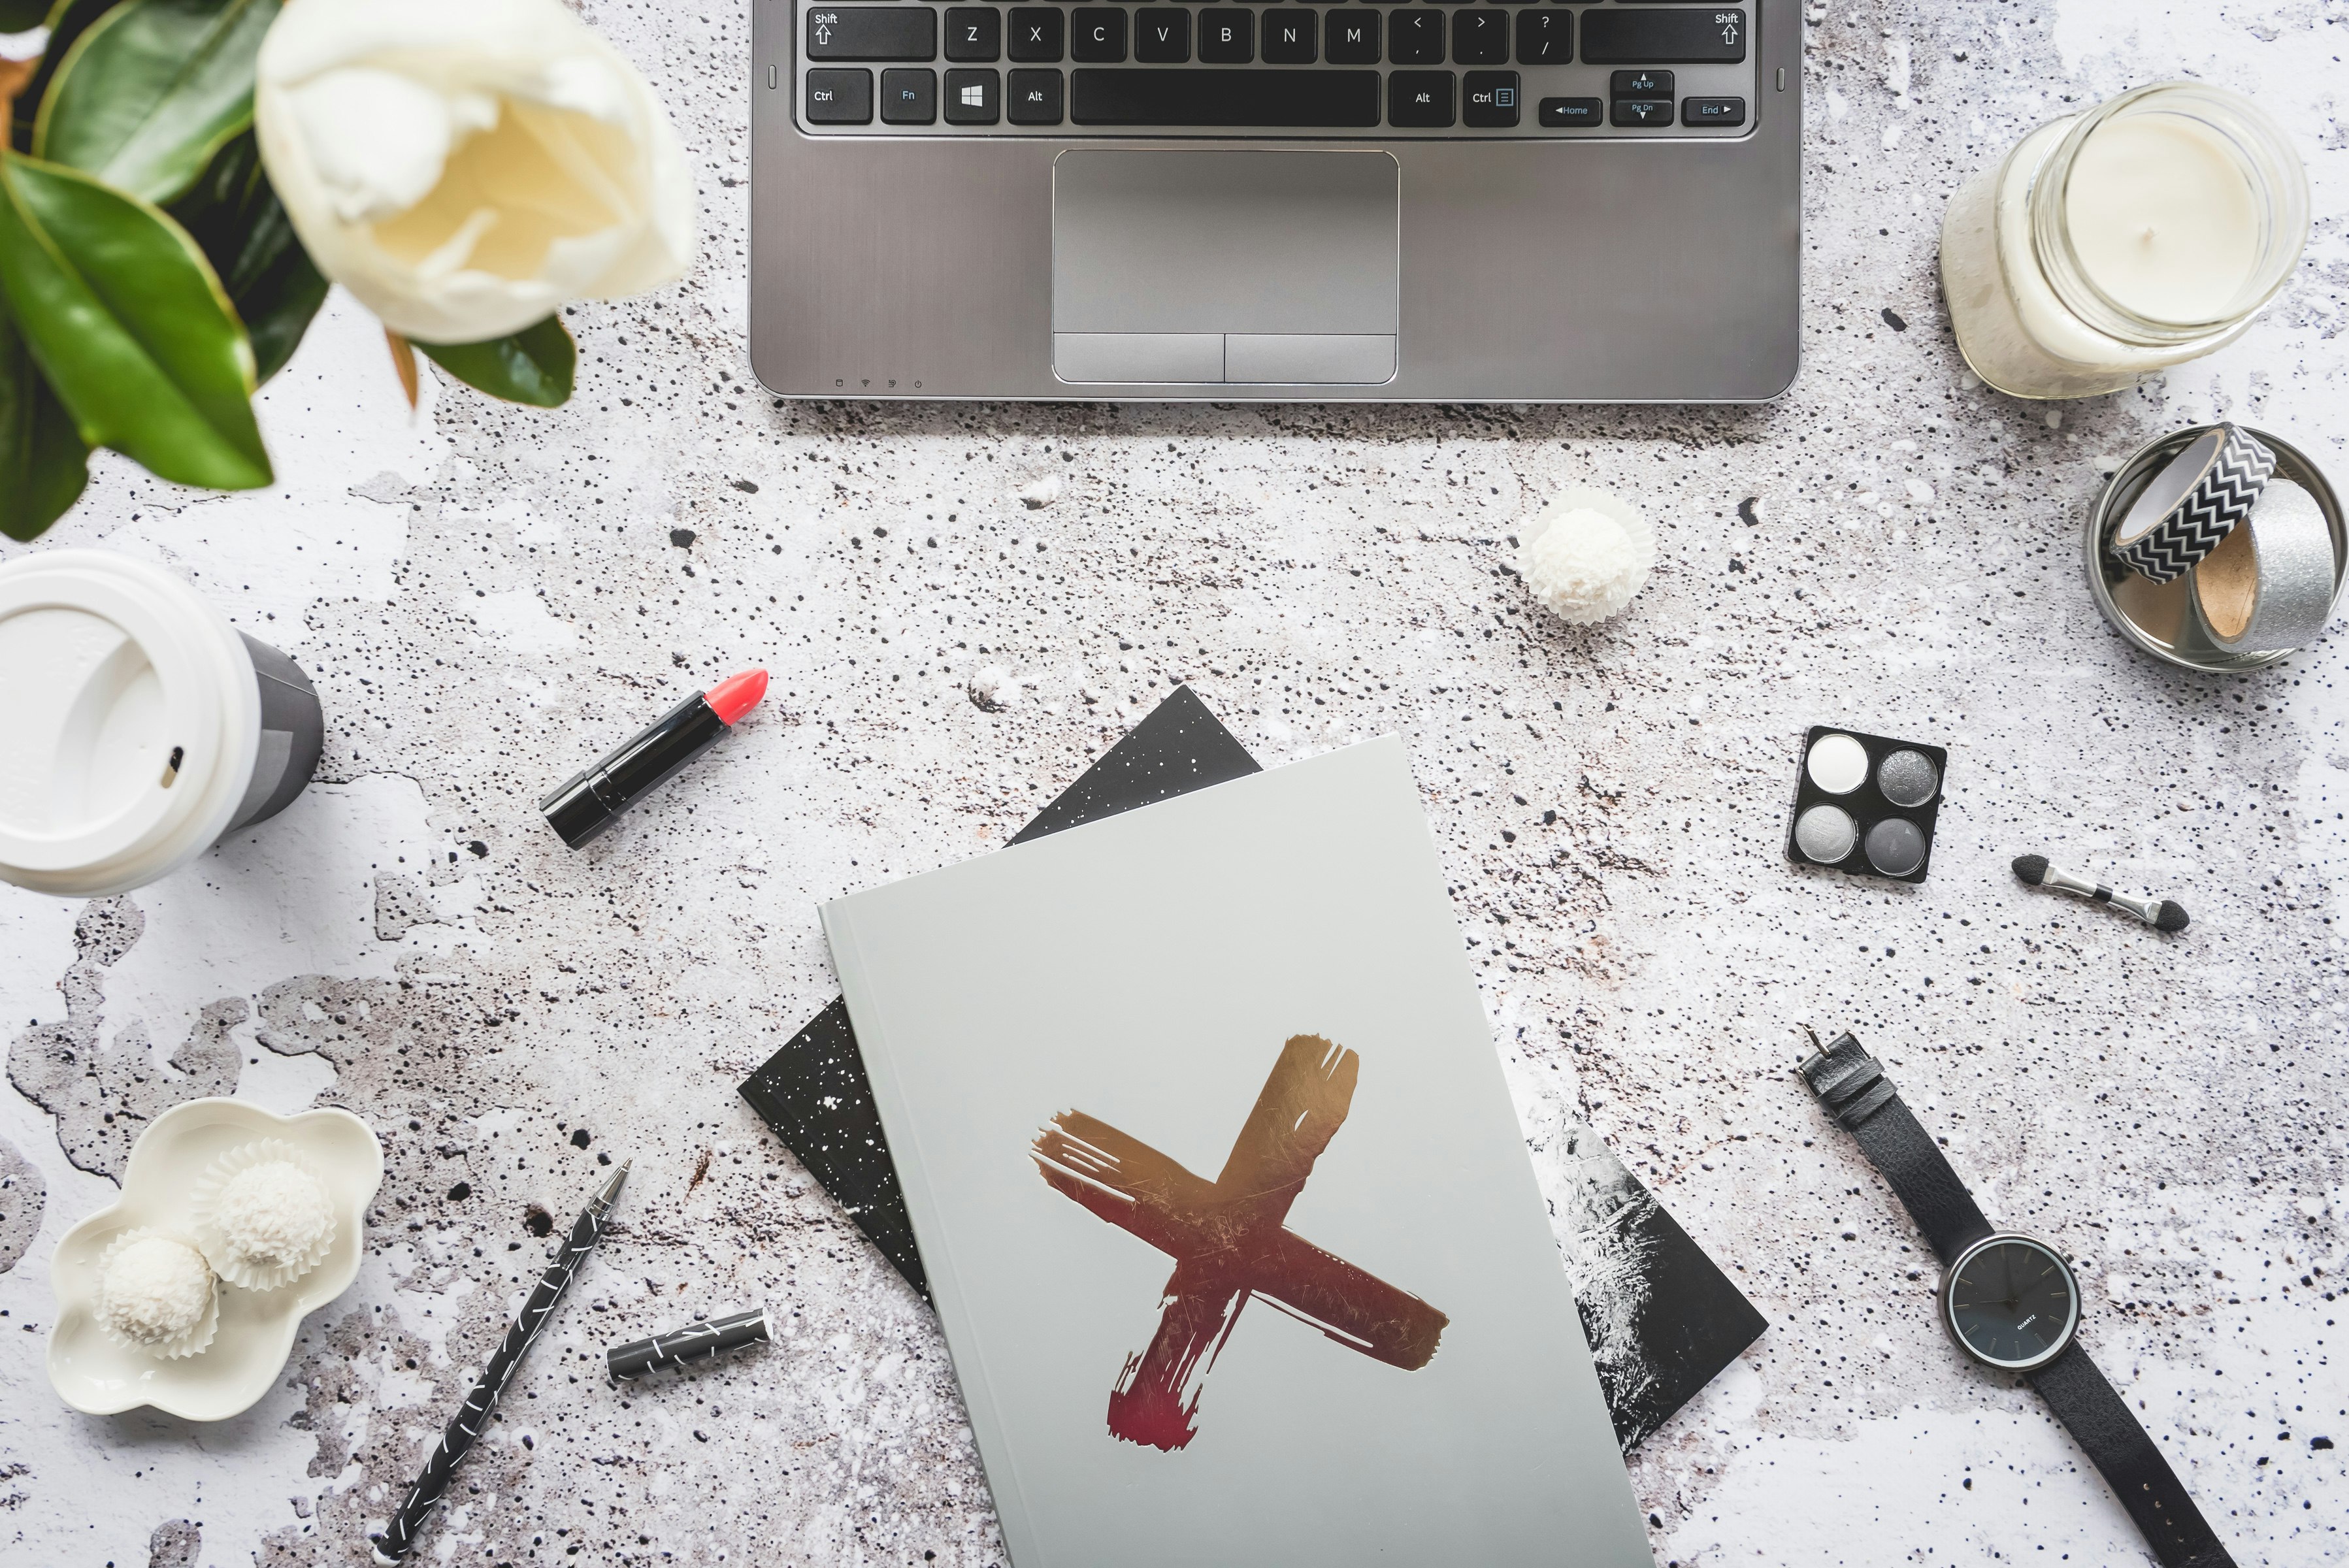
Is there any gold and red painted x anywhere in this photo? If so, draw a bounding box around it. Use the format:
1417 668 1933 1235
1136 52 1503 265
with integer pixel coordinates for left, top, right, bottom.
1032 1034 1448 1451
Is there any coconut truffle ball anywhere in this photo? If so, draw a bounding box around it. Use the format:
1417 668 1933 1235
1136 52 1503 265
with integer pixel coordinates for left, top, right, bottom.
205 1156 336 1289
1515 487 1656 625
97 1232 217 1356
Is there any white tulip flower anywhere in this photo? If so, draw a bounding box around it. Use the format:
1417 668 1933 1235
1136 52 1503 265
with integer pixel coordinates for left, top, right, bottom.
254 0 694 344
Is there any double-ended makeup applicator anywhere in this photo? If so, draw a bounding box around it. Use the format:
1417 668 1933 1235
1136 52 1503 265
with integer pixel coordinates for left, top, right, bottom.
2012 854 2189 933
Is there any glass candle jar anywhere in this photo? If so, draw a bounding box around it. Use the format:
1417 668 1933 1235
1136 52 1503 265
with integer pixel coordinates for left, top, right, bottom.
1940 82 2308 400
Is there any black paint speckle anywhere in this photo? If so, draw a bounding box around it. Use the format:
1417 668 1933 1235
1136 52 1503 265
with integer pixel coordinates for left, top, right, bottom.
670 527 697 548
1881 307 1908 331
523 1205 554 1237
571 1128 592 1149
448 1181 472 1201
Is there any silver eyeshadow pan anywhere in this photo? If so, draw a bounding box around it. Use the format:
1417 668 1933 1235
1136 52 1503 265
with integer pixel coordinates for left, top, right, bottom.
1795 806 1858 863
1877 749 1939 808
1784 725 1948 884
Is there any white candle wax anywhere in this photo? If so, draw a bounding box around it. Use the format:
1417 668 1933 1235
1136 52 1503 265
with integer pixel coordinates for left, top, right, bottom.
2065 114 2259 326
1939 84 2305 400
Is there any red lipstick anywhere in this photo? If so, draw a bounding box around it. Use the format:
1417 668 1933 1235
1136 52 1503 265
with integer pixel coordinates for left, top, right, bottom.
540 668 767 848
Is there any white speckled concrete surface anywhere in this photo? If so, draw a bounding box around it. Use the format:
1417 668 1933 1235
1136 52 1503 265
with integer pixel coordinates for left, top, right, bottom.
4 1 2347 1563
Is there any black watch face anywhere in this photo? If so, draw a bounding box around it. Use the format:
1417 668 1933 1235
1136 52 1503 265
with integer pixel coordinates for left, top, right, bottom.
1942 1235 2079 1370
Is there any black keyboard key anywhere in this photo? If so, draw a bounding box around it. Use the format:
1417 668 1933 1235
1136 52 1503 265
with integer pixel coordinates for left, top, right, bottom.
880 67 938 122
1452 10 1506 63
1132 5 1190 59
1008 67 1064 122
1463 69 1519 127
1516 10 1568 63
1582 8 1745 63
1610 69 1671 97
1611 97 1673 127
1069 68 1379 125
1263 8 1317 62
944 66 1000 121
805 67 874 122
1683 94 1745 127
1006 7 1063 58
944 7 1000 59
1197 8 1254 61
1390 8 1443 63
1387 69 1454 127
1326 9 1379 61
1537 95 1601 127
806 7 936 60
1069 6 1126 59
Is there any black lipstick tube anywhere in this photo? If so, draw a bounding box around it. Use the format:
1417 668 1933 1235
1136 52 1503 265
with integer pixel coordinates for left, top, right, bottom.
542 693 727 847
607 1305 774 1379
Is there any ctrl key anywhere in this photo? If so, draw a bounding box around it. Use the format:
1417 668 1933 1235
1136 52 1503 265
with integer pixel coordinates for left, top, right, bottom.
807 68 874 123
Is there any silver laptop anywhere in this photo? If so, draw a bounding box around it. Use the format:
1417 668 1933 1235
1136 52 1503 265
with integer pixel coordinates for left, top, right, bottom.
749 0 1799 401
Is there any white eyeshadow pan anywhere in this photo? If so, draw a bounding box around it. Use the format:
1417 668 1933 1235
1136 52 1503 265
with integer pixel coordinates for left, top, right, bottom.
1805 733 1870 794
1794 805 1858 864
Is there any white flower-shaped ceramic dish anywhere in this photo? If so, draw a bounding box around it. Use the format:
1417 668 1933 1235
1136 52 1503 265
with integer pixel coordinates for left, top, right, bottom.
48 1098 382 1420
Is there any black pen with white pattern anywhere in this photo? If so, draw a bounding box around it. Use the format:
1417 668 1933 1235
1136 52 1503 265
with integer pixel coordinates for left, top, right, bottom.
371 1161 630 1565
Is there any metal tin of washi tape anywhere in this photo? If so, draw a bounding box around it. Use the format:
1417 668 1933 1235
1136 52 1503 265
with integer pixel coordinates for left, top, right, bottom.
2085 426 2344 672
2107 422 2276 582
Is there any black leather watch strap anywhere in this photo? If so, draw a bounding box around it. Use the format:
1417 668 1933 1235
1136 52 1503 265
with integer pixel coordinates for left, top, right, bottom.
2029 1343 2236 1568
1798 1032 1992 1266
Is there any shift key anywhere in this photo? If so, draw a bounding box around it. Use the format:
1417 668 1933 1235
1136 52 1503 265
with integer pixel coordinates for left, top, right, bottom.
1581 8 1745 64
808 7 937 61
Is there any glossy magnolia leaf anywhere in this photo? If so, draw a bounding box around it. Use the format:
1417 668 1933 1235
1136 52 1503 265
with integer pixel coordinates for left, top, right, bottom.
0 152 269 490
12 0 145 153
416 316 577 408
0 300 90 541
35 0 280 206
170 129 325 384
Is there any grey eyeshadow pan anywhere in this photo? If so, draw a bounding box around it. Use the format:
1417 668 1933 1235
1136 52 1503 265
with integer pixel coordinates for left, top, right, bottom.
1864 817 1928 877
1794 805 1858 864
1877 749 1939 808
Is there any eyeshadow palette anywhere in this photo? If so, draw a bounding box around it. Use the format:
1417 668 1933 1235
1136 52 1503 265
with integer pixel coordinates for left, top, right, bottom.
1784 725 1948 884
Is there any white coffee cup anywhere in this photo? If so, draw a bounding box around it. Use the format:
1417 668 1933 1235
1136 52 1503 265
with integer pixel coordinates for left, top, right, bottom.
0 550 324 898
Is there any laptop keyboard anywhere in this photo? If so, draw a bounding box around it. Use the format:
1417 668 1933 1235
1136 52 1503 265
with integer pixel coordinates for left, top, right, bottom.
785 3 1755 138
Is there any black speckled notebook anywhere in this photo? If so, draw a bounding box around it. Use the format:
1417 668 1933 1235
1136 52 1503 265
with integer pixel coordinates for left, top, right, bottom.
740 686 1763 1451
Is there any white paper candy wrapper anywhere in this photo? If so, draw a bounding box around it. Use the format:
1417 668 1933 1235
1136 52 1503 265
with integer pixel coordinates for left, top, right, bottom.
191 1139 338 1292
95 1229 220 1360
1516 487 1656 625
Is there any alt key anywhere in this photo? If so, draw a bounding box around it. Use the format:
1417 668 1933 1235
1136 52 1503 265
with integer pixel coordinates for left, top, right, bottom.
1537 96 1602 128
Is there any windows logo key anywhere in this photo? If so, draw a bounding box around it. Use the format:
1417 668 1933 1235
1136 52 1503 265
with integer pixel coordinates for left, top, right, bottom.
960 82 985 108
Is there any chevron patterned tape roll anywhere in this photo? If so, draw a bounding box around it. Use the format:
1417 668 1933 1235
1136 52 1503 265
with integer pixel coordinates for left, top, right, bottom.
2110 423 2278 583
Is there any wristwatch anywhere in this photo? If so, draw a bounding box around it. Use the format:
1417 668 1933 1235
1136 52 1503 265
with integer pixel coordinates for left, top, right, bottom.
1798 1032 2235 1568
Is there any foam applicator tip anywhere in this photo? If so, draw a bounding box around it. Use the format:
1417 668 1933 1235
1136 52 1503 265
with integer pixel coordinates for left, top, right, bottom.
2155 901 2190 934
2012 854 2050 885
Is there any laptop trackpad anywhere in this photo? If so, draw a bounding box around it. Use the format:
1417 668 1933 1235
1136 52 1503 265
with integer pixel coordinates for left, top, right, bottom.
1053 149 1399 386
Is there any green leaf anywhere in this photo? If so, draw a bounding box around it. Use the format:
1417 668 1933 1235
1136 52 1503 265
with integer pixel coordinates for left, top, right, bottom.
416 316 577 408
0 298 89 540
34 0 278 206
12 0 137 153
0 150 269 489
169 129 323 383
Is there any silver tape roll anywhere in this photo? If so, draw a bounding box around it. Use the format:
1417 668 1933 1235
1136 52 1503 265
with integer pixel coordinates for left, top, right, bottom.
2191 478 2340 653
2111 423 2276 583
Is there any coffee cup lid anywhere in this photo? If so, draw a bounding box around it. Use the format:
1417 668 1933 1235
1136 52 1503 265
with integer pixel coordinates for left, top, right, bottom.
0 551 259 896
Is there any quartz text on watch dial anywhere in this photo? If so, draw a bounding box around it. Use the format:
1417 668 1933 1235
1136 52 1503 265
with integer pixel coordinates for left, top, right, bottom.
1947 1237 2078 1368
